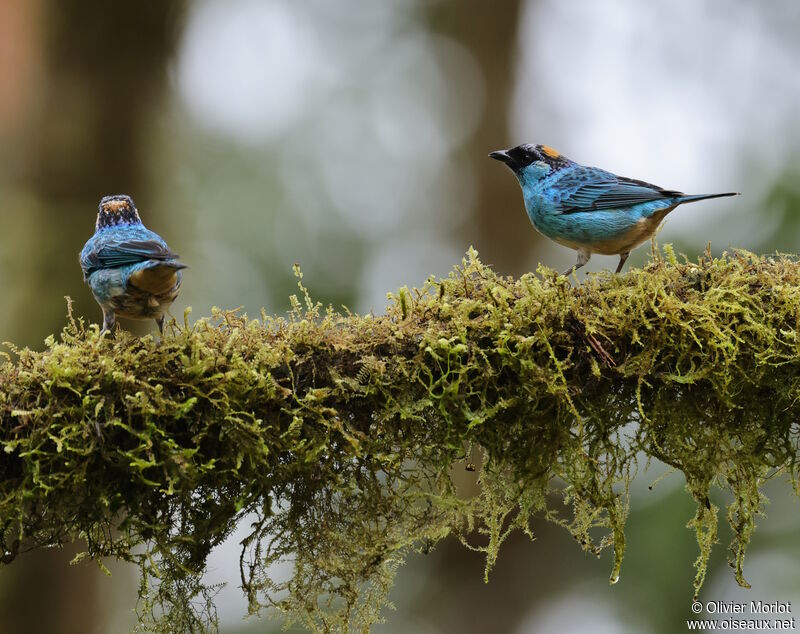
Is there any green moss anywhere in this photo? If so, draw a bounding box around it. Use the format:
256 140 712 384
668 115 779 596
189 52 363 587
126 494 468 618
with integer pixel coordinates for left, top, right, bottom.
1 247 798 632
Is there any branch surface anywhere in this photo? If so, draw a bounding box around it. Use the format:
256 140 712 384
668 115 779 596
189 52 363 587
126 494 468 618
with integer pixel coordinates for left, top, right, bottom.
1 247 798 632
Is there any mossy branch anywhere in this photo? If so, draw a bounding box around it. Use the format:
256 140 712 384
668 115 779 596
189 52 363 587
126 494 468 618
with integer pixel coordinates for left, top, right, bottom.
1 247 799 632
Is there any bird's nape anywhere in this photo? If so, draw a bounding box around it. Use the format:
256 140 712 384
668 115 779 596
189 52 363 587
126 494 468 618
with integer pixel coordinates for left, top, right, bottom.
96 194 142 230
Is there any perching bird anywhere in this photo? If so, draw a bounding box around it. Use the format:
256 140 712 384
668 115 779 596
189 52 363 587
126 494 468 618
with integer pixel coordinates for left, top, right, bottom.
79 194 186 333
489 144 738 275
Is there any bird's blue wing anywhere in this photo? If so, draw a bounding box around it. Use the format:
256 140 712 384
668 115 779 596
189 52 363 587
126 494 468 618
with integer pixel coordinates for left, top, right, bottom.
94 240 177 267
554 166 683 213
81 230 179 278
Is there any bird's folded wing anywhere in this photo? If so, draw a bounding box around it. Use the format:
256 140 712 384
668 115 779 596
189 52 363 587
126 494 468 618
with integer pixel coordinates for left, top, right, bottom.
557 167 683 213
82 239 180 277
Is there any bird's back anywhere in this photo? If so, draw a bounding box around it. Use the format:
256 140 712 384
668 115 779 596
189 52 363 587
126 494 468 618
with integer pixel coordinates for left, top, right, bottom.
80 224 178 280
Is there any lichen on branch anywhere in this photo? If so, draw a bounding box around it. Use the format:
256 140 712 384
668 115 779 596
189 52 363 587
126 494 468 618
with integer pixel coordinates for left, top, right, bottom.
0 246 798 632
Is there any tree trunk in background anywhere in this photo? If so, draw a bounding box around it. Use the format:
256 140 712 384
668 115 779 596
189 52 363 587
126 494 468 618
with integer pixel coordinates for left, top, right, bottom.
0 2 185 632
428 0 541 276
417 4 554 633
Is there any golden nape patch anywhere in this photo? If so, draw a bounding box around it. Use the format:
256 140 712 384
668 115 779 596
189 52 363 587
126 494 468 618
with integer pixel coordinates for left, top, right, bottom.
541 145 561 159
104 200 129 212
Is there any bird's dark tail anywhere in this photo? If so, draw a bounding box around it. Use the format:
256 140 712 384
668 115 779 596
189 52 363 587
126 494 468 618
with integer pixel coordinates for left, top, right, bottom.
679 192 739 204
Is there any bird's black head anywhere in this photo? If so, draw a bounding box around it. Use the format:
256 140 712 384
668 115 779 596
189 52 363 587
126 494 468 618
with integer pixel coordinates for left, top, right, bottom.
489 144 571 173
96 194 142 230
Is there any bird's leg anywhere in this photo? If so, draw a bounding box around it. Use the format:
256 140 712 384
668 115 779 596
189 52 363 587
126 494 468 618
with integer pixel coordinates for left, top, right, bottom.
155 314 165 334
615 251 630 274
562 250 590 277
100 308 115 334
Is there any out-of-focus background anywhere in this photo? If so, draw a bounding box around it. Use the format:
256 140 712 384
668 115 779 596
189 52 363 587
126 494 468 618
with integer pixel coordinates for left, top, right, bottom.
1 1 799 632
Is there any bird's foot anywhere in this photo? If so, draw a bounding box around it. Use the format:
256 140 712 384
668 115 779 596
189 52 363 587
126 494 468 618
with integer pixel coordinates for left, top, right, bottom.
561 250 591 277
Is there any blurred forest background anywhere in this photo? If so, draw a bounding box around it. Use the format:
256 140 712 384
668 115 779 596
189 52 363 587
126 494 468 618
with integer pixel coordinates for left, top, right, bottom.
1 1 800 632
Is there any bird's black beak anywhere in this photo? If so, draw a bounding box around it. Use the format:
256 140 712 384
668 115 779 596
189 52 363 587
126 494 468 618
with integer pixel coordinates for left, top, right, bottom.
489 149 512 164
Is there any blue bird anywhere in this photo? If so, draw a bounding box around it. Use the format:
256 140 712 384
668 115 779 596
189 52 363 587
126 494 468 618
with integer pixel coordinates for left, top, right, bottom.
79 195 186 333
490 144 738 275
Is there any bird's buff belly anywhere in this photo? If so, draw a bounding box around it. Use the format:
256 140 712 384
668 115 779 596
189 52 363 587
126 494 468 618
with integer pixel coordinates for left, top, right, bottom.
110 287 179 319
534 213 668 256
112 278 182 319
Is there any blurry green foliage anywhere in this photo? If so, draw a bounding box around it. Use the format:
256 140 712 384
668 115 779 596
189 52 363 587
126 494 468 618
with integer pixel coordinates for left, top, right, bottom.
0 248 798 632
